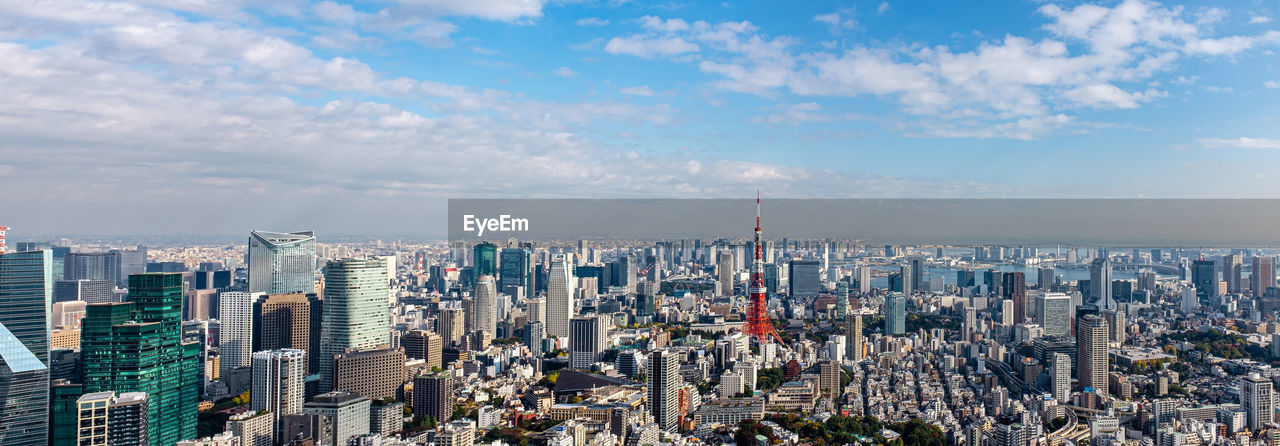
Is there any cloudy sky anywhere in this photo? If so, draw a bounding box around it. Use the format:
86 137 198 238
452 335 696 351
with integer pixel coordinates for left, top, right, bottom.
2 0 1279 236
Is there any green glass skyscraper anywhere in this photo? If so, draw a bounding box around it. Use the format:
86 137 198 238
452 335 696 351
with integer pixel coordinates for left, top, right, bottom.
82 273 199 445
473 242 498 277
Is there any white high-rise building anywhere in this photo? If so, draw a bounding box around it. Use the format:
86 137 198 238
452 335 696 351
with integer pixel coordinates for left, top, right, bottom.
219 291 265 377
319 258 390 392
474 275 497 338
719 371 745 399
1035 292 1072 337
546 254 575 338
247 230 316 294
1241 373 1273 430
856 265 871 293
1051 353 1071 403
1181 286 1198 313
251 349 306 441
570 314 610 370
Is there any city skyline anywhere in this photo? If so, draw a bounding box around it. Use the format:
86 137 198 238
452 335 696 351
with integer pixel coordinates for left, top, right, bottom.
3 0 1280 235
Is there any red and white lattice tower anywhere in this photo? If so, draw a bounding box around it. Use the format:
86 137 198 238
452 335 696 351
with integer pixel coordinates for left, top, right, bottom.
743 192 783 344
0 226 8 254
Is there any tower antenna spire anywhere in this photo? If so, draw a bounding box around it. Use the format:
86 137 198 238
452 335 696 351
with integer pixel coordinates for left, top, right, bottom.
744 190 783 345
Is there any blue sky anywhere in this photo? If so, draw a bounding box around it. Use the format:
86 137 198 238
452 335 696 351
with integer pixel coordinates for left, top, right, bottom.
1 0 1279 235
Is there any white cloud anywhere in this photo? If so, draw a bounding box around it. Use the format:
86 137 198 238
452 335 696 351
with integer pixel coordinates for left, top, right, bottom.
1265 81 1280 89
604 35 698 58
1200 138 1280 149
814 10 856 33
553 66 577 77
749 102 857 125
392 0 545 21
1062 84 1164 109
603 0 1280 139
638 15 690 33
407 20 459 47
1204 85 1234 93
314 1 359 25
620 85 656 96
1251 16 1271 24
576 17 609 26
877 2 890 15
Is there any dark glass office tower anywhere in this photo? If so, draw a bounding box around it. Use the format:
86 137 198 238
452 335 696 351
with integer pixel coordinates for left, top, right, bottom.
0 250 52 446
82 273 199 445
473 242 498 277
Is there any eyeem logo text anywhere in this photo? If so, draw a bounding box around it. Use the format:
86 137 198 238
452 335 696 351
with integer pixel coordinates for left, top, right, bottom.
462 214 529 236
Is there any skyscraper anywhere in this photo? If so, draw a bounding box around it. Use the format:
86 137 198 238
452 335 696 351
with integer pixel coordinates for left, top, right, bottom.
899 265 914 296
635 281 657 318
255 293 312 353
0 250 51 365
251 349 306 442
1192 259 1217 301
649 350 680 432
1241 373 1273 430
545 254 575 338
1102 309 1126 344
247 230 317 294
717 251 734 296
436 307 465 347
472 242 497 277
0 320 48 446
473 275 497 338
499 247 533 300
523 321 544 356
845 314 863 361
1051 353 1071 403
82 273 200 445
1003 272 1026 324
1089 258 1112 309
788 260 820 299
908 256 924 294
1077 314 1109 395
219 291 264 377
1223 254 1242 294
857 265 872 293
1037 267 1055 289
570 314 609 370
525 297 546 325
62 252 119 286
1035 292 1072 337
884 292 906 335
53 279 114 304
1254 255 1275 297
319 258 390 392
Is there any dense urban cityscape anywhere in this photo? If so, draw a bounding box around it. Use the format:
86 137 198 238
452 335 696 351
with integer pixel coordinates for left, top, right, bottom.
5 0 1280 444
5 198 1280 446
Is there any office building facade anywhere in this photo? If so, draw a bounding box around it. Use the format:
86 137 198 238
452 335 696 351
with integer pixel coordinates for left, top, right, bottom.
247 230 316 294
319 258 390 392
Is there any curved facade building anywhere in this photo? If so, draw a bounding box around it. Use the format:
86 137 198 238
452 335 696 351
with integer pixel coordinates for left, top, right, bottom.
248 230 316 294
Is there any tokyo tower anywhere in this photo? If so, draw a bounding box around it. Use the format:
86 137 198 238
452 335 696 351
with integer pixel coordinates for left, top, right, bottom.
744 191 784 344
